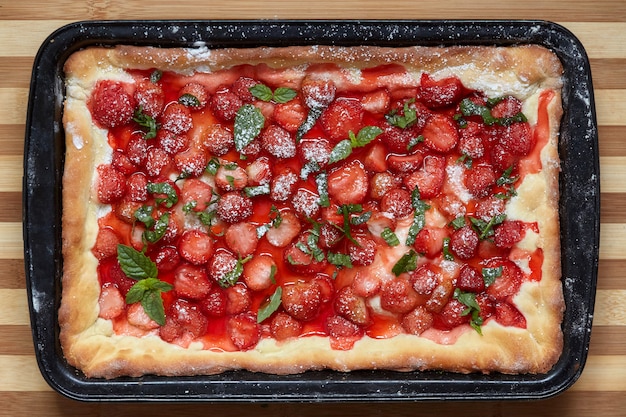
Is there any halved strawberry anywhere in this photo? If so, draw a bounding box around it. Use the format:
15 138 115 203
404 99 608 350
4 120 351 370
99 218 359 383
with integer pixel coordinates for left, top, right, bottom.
334 286 371 326
98 282 125 319
173 263 212 300
273 99 306 133
318 221 343 249
242 254 277 291
231 76 258 103
210 89 243 122
313 275 335 304
182 178 213 212
265 210 302 248
494 220 525 249
260 124 297 159
449 225 479 260
269 168 298 202
126 134 148 167
92 227 121 261
178 229 214 265
126 302 160 330
425 279 455 314
379 278 420 314
178 82 209 110
458 121 486 159
413 227 449 258
498 122 534 156
421 113 459 153
134 79 165 118
284 234 328 274
173 146 209 178
246 157 272 186
113 198 142 225
96 164 127 204
227 312 260 350
410 264 442 295
160 299 209 342
299 138 332 168
160 102 193 135
224 222 259 257
403 154 446 199
362 142 388 173
225 282 252 315
127 172 148 202
490 143 518 172
319 97 364 142
327 160 369 205
111 150 137 176
207 250 238 284
216 192 253 224
201 124 234 156
418 73 465 109
464 164 497 198
485 259 523 300
152 245 181 273
494 301 527 328
292 188 321 220
370 172 401 200
158 130 189 156
282 281 323 321
270 312 303 340
199 286 227 317
215 163 249 192
474 196 507 222
325 315 363 350
144 146 172 178
387 152 425 174
301 78 336 109
401 306 434 335
90 80 136 128
365 211 395 240
361 89 390 114
380 188 413 219
490 96 523 119
347 233 377 266
456 264 485 293
435 299 470 330
351 270 381 298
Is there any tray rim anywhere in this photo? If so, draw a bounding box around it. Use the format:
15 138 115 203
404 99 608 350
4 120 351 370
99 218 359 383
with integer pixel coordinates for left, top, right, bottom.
22 18 600 402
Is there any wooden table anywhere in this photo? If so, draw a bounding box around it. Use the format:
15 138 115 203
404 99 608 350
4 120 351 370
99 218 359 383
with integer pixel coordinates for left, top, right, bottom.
2 1 625 415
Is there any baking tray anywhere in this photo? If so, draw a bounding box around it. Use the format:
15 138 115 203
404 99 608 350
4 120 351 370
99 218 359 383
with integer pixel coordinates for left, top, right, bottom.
23 20 599 402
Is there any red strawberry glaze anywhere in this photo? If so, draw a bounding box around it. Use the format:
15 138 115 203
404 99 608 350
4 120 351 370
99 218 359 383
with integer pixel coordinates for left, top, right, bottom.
89 62 551 352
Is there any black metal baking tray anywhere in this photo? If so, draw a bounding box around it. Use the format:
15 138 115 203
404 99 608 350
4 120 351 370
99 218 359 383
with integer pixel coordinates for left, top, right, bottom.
23 20 599 402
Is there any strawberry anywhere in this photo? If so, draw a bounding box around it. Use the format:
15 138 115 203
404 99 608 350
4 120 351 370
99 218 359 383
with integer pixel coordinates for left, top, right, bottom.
270 312 303 340
157 130 188 156
464 163 497 198
327 160 369 205
334 286 371 326
421 113 459 153
494 301 527 328
313 275 335 304
361 89 390 114
111 150 137 176
224 222 259 257
494 220 525 249
458 120 486 159
201 124 234 156
216 192 253 224
319 97 364 142
210 89 243 122
413 227 449 258
418 73 465 109
178 229 214 265
380 125 422 154
364 211 395 240
318 221 343 249
152 245 181 273
173 263 212 300
225 282 252 315
380 188 413 219
245 156 272 186
498 122 534 156
207 250 239 284
182 178 213 212
174 146 209 178
270 168 298 202
476 293 496 321
351 270 381 298
96 164 127 204
437 194 466 220
449 225 479 260
347 233 377 266
265 210 302 248
160 102 193 135
240 137 262 159
134 79 165 118
126 134 148 167
178 82 209 109
281 281 323 321
127 172 148 202
370 172 401 200
284 234 328 274
485 259 523 300
474 196 506 222
144 146 172 178
401 306 434 335
387 152 425 174
199 286 227 317
231 76 258 103
410 264 442 295
92 227 121 260
161 209 184 245
325 315 363 350
435 299 470 330
273 99 306 133
380 278 420 314
362 142 388 173
456 264 485 292
490 96 523 119
425 278 455 314
160 299 209 342
227 312 261 350
301 78 336 109
298 138 332 168
97 282 125 319
292 188 321 220
215 163 249 192
98 257 137 295
490 143 518 172
242 254 277 291
403 154 446 199
126 302 160 331
113 198 142 225
90 80 136 128
260 124 297 159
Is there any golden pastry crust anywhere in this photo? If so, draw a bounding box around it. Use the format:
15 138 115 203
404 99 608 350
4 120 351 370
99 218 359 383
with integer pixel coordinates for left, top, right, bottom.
60 44 564 379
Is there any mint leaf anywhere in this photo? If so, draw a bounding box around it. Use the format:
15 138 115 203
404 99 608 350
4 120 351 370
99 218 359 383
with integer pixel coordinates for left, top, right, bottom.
133 106 159 139
141 288 168 326
350 126 383 148
257 286 283 323
297 107 323 142
442 237 454 261
453 288 484 335
234 104 265 152
385 99 417 129
218 255 252 288
134 205 155 229
178 93 201 107
381 227 400 247
117 244 157 280
249 84 273 102
482 266 503 287
147 182 178 208
327 252 353 269
150 70 162 83
273 87 297 104
250 84 297 104
142 212 170 244
405 186 431 246
392 250 419 276
328 139 352 164
315 171 330 208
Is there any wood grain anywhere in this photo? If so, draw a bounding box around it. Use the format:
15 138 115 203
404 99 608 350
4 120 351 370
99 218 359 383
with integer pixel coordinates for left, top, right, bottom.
1 4 625 414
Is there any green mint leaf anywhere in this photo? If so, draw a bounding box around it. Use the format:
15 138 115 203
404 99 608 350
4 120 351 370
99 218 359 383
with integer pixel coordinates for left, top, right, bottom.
442 237 454 261
450 216 467 230
133 106 159 139
134 205 155 229
327 252 353 269
141 289 167 326
385 99 417 129
234 104 265 152
178 93 201 107
315 171 330 208
381 227 400 246
459 98 527 127
257 286 283 323
497 166 518 186
453 288 483 335
249 84 274 102
273 87 297 104
407 135 424 151
205 157 221 175
147 182 178 208
125 283 146 305
143 212 170 244
297 107 323 142
392 250 419 276
244 183 271 198
350 126 383 148
405 212 425 246
482 266 503 287
300 160 321 180
217 255 252 288
350 210 372 226
150 70 162 83
328 139 352 164
470 214 506 240
117 244 158 281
